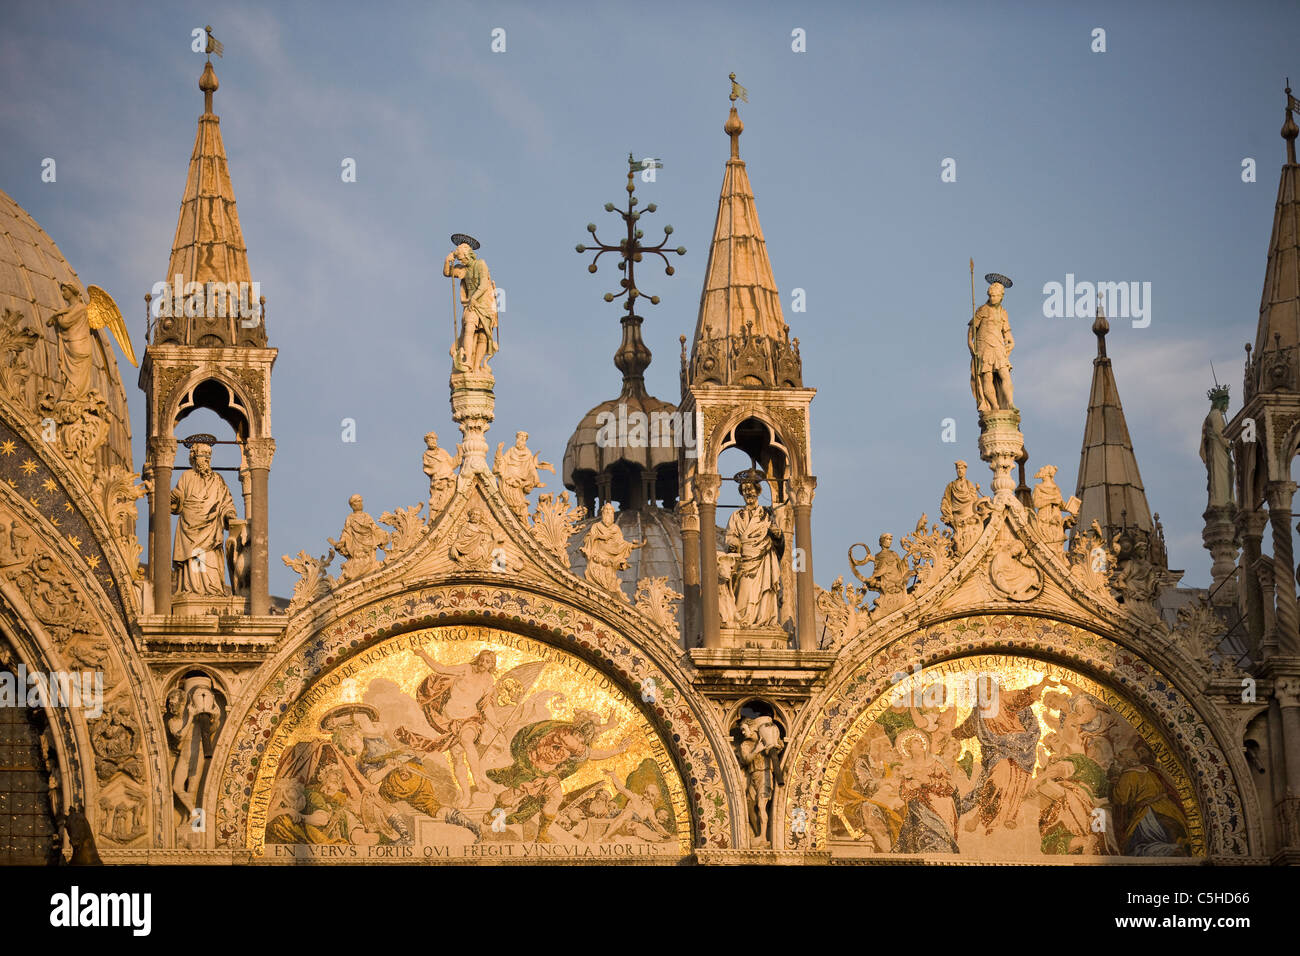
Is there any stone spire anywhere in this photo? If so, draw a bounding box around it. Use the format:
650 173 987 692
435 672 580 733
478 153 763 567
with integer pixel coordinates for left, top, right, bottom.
688 75 801 388
153 51 262 348
1251 83 1300 358
1073 302 1155 543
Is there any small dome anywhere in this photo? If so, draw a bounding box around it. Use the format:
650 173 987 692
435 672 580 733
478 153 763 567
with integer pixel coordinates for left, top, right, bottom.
0 189 133 473
563 390 682 512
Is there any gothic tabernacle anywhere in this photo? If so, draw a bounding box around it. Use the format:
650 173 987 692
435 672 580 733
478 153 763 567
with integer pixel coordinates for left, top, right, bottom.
3 39 1300 871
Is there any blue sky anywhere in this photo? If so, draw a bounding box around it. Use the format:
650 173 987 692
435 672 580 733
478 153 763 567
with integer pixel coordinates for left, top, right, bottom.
2 0 1297 597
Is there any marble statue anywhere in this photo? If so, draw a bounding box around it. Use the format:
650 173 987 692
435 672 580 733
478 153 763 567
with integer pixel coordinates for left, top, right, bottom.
717 551 739 626
851 533 912 615
494 431 555 522
1030 464 1076 549
328 495 390 581
445 241 498 374
423 431 460 516
171 442 239 595
166 674 223 819
940 460 989 554
723 478 784 627
968 276 1016 413
737 716 784 843
1200 388 1235 510
580 502 642 599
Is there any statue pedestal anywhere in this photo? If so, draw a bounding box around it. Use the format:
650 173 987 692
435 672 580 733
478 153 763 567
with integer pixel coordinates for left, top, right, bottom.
978 407 1024 502
1202 505 1240 604
450 370 495 482
719 625 789 651
169 593 246 618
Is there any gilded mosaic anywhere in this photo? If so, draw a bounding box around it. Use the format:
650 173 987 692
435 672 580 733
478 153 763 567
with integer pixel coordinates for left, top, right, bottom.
825 655 1204 858
248 625 690 861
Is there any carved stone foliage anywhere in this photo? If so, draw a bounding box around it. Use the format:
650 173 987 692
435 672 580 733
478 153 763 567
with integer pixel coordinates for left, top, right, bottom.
530 491 586 567
379 503 426 559
0 308 39 406
634 576 683 631
89 464 147 576
814 576 868 650
1174 599 1238 678
281 549 334 614
901 514 954 592
39 389 110 485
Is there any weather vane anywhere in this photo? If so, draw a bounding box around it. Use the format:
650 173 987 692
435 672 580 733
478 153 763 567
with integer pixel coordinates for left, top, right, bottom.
204 25 223 59
575 155 686 317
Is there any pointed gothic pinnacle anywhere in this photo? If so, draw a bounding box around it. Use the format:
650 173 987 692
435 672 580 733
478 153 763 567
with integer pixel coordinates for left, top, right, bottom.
1093 295 1109 358
1284 79 1298 165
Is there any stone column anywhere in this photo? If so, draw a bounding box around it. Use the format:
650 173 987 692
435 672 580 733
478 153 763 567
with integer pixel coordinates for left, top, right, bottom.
697 474 721 649
245 438 276 616
148 436 177 616
1268 482 1299 657
791 476 817 651
679 499 700 649
1274 676 1300 853
1256 557 1277 655
1237 508 1268 657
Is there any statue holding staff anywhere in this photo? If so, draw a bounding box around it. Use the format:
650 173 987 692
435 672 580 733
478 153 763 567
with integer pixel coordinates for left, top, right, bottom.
444 234 498 374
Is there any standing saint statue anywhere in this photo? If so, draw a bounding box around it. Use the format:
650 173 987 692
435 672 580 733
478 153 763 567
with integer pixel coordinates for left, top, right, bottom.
723 476 785 628
423 430 460 516
494 431 555 522
328 495 390 581
171 442 239 595
940 460 988 554
444 236 498 374
968 274 1016 413
580 502 642 599
1200 387 1235 510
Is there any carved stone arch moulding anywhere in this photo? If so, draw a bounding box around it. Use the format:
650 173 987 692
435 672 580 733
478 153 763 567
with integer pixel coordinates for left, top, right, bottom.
164 369 262 439
700 404 808 479
781 614 1253 860
214 582 739 858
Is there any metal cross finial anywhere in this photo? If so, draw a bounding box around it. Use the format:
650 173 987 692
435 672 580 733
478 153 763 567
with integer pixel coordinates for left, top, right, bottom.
574 155 685 316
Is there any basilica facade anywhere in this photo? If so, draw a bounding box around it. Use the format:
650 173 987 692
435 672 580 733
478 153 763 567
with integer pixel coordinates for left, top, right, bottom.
1 56 1298 866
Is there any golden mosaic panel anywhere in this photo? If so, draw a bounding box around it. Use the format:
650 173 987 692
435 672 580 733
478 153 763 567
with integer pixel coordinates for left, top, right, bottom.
821 654 1204 859
248 625 690 861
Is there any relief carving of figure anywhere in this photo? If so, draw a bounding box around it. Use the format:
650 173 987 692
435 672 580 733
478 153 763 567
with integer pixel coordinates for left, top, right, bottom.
494 431 554 523
423 431 461 517
328 495 390 582
988 522 1043 601
1200 387 1235 510
171 442 238 595
90 703 143 782
580 502 641 599
449 506 495 566
444 239 498 374
968 274 1016 413
723 478 784 627
940 460 989 554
